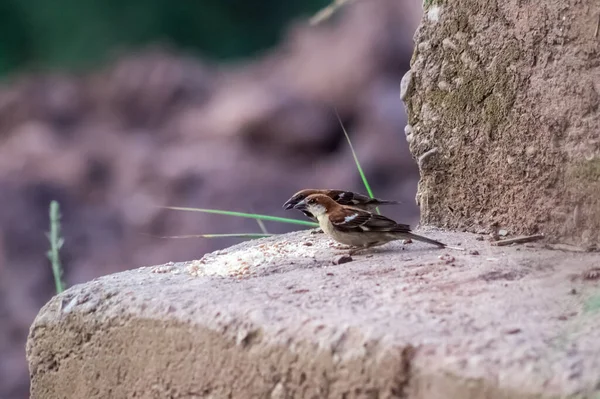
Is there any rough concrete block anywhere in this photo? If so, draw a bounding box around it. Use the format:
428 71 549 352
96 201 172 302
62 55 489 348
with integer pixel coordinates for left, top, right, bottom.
403 0 600 247
27 231 600 398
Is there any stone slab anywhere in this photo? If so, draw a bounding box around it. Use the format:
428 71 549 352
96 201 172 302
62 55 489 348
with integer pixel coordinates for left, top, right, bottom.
27 230 600 398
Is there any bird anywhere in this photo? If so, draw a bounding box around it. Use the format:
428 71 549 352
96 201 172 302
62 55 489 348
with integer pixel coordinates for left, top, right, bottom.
283 189 400 222
293 193 446 254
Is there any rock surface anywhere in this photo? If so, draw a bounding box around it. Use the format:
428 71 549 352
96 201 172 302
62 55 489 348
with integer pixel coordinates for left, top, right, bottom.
28 230 600 398
403 0 600 247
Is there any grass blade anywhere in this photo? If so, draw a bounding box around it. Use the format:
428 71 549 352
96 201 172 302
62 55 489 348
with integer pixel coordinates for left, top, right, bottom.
47 201 66 294
310 0 354 25
162 206 319 227
256 219 269 234
334 108 380 214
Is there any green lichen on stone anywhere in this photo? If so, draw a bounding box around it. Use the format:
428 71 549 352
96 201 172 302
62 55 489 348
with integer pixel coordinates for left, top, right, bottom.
423 40 520 134
584 294 600 314
411 0 521 135
423 0 444 10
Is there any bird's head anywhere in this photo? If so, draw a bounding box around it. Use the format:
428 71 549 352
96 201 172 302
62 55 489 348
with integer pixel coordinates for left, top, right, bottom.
292 193 337 217
282 189 323 210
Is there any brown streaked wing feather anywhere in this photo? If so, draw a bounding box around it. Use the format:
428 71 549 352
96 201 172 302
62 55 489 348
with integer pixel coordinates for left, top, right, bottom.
330 190 371 207
329 208 371 232
330 208 409 233
362 214 409 231
329 190 400 208
388 222 411 233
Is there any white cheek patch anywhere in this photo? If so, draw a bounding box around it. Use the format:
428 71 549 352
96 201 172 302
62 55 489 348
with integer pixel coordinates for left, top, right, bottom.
344 213 358 223
309 204 326 216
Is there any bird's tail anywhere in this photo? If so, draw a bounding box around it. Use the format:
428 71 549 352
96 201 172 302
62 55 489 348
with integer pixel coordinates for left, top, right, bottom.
376 199 401 205
405 232 446 248
368 198 402 206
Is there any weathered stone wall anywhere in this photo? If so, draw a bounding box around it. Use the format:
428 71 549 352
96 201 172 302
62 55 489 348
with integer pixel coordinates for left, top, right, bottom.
403 0 600 247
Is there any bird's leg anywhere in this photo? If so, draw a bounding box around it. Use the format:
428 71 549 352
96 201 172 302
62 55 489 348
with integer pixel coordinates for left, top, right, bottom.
348 242 379 256
348 248 361 256
333 244 353 250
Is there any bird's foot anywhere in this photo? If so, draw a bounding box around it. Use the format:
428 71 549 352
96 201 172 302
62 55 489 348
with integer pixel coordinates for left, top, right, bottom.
332 244 353 250
348 244 377 256
310 228 324 235
348 247 366 256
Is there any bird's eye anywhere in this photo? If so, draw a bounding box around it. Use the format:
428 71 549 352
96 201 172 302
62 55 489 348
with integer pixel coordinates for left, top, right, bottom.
308 198 315 204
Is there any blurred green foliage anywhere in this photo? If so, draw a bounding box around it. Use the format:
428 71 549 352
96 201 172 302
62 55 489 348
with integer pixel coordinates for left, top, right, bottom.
0 0 328 76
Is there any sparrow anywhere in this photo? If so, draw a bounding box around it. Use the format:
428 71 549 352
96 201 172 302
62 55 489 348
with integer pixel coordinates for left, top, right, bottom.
283 189 400 221
293 193 446 254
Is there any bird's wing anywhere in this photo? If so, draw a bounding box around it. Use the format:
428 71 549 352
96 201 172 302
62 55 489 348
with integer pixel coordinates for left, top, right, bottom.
329 208 410 233
330 190 400 208
329 190 372 207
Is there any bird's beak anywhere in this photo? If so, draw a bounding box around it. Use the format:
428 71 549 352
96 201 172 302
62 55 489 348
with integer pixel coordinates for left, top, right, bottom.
292 200 307 211
282 199 296 210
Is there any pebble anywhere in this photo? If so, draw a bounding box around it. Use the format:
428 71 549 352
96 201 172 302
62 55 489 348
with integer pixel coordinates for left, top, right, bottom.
504 328 522 335
332 255 353 265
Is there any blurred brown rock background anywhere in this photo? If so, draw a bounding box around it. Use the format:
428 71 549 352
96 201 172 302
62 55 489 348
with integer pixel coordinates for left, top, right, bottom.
0 0 422 397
